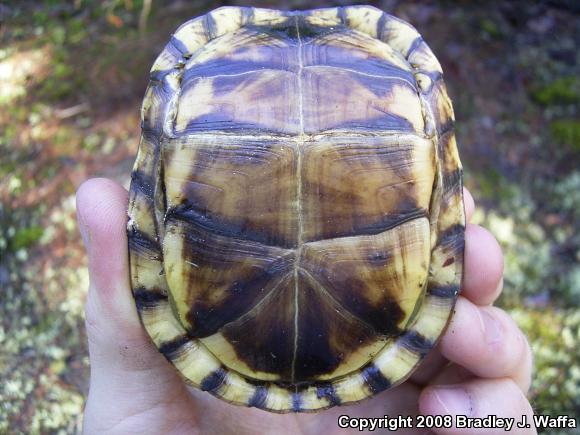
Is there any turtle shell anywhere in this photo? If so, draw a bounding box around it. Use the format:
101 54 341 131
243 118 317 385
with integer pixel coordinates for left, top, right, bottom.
127 5 465 413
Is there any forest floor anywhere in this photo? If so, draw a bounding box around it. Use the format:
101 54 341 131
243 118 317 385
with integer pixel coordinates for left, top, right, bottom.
1 1 579 432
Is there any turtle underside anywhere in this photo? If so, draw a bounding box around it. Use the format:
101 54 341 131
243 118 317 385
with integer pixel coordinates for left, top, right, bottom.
127 5 465 413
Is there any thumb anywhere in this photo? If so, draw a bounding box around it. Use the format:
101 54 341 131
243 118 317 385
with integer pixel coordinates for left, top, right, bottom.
76 178 184 422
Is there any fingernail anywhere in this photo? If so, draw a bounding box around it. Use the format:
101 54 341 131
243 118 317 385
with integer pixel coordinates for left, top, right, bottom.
432 386 473 416
481 310 502 345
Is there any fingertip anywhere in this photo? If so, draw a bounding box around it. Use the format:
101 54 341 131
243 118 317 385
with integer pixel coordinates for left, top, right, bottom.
76 178 128 239
462 187 475 222
463 224 504 305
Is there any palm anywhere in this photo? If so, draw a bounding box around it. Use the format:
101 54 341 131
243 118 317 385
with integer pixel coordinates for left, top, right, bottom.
78 179 534 435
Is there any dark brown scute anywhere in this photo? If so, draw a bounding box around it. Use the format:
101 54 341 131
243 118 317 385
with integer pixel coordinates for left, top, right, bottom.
302 267 405 337
183 254 294 338
217 270 383 381
220 274 296 378
159 334 191 360
186 267 291 338
292 271 380 380
164 137 298 248
361 364 391 393
133 286 167 310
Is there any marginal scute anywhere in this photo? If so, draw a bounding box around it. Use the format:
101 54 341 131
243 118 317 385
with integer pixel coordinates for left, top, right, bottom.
128 5 464 413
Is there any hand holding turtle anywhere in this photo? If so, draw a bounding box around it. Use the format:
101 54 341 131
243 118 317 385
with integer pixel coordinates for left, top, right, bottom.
77 179 535 434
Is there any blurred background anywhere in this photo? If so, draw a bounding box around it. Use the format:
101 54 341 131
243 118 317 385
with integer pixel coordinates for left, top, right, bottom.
0 0 578 432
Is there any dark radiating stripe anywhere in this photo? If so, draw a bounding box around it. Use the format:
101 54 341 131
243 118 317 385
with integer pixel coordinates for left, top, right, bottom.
338 7 347 25
400 330 433 357
130 170 155 198
166 201 295 249
200 367 227 393
406 37 424 58
149 68 174 83
188 260 293 339
291 392 302 412
439 119 455 136
128 227 161 258
159 334 190 360
248 385 268 408
428 283 460 298
141 79 175 135
316 384 341 406
305 207 428 243
438 223 465 254
204 12 217 40
169 35 188 57
443 168 463 190
426 70 443 83
319 61 416 84
133 287 167 310
377 13 387 41
361 364 391 394
241 7 255 25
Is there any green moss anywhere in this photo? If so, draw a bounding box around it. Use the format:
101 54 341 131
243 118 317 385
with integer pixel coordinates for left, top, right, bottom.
11 226 44 251
550 119 580 151
511 309 580 416
479 18 502 39
532 77 580 106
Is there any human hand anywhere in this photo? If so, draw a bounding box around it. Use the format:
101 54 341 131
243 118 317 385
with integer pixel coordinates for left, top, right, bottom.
77 178 534 434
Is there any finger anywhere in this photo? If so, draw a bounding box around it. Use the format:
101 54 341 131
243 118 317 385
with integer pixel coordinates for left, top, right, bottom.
439 297 533 393
76 178 181 387
462 224 504 305
76 178 139 331
463 187 474 222
428 363 475 386
419 378 536 434
410 349 449 386
77 178 193 431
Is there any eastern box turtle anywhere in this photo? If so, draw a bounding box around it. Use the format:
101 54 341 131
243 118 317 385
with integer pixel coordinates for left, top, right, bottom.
127 5 465 413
